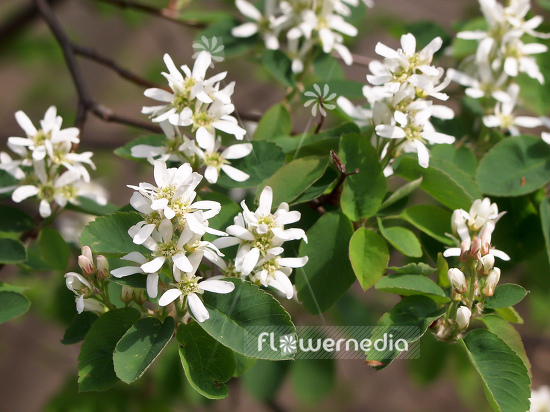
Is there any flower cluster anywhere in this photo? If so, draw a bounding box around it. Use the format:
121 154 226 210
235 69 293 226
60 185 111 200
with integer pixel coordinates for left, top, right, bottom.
448 0 548 136
0 107 107 217
437 198 510 340
338 33 455 173
139 52 252 185
65 246 110 315
213 186 308 299
232 0 373 73
110 160 234 322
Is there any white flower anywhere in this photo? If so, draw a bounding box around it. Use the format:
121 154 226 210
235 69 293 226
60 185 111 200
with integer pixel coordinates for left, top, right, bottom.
0 152 24 180
446 64 509 101
304 84 337 117
448 268 467 294
251 254 308 299
64 272 104 314
110 251 160 298
482 267 501 296
232 0 281 50
455 306 471 330
529 385 550 412
158 275 235 322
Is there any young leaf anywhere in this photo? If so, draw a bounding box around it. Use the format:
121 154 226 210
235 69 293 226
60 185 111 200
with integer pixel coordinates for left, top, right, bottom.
400 204 454 246
296 212 355 314
199 279 295 360
39 227 70 270
389 262 436 276
460 329 531 412
78 308 140 392
258 156 329 206
484 284 528 309
114 317 175 383
339 133 386 221
177 322 236 399
349 227 389 291
476 136 550 197
375 274 449 303
62 312 99 345
0 238 27 264
79 212 149 255
379 177 423 210
377 218 422 258
254 104 292 141
0 291 30 324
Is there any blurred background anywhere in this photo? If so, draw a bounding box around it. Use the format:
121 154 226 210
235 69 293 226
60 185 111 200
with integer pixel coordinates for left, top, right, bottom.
0 0 549 410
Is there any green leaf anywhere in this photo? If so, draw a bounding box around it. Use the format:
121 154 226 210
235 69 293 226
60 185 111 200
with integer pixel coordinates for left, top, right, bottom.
199 279 295 360
395 156 476 210
79 212 149 255
78 308 140 392
291 359 335 404
349 228 389 291
262 49 295 87
404 21 451 54
377 218 422 258
0 205 33 232
62 312 99 345
484 284 528 309
339 133 386 220
39 227 70 270
243 360 290 402
216 141 285 189
305 80 365 99
0 291 30 324
65 197 119 216
495 306 524 324
430 144 477 177
400 205 454 246
290 166 339 205
0 170 18 196
476 135 550 197
389 262 436 276
254 104 292 141
379 177 423 210
109 274 147 289
296 212 355 314
233 353 257 377
0 238 27 264
114 316 175 383
0 282 27 293
461 329 531 412
114 134 167 161
177 322 236 399
313 53 344 80
258 156 329 206
375 274 449 303
437 253 450 288
481 315 531 378
367 296 444 369
541 197 550 266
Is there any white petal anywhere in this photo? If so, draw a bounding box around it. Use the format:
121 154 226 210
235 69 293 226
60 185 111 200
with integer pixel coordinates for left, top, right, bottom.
258 186 273 215
414 140 430 168
110 266 143 278
226 225 255 240
241 247 260 275
15 111 37 136
376 125 406 139
204 165 219 184
122 251 148 265
199 279 235 294
133 223 156 245
232 22 259 38
147 273 159 298
236 0 261 20
212 236 242 249
188 293 210 322
144 88 174 102
141 256 165 273
514 116 542 128
221 165 249 182
278 257 309 268
173 253 193 273
222 143 253 159
490 249 511 261
271 271 294 299
12 185 39 202
158 288 183 306
443 248 461 257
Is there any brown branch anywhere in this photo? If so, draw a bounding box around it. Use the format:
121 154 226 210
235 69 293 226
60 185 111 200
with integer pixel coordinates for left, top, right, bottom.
93 0 207 28
33 0 161 137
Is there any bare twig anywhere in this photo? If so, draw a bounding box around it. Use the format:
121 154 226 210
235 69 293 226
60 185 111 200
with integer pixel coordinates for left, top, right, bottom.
93 0 207 28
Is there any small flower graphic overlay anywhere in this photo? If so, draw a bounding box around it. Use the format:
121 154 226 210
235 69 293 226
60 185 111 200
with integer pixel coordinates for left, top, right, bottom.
304 84 337 117
192 36 225 66
279 334 297 354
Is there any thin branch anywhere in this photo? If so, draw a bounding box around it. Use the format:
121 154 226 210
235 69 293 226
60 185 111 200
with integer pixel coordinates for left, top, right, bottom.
93 0 207 28
333 52 374 67
33 0 161 136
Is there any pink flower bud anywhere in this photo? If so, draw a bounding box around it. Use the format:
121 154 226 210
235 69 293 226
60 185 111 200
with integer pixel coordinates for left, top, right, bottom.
477 254 495 275
456 306 471 330
482 268 500 297
81 246 93 262
470 237 482 259
78 255 95 276
448 268 467 294
96 255 109 279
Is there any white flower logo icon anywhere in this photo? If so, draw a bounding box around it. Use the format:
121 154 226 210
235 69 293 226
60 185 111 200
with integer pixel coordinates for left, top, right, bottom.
304 84 337 117
192 36 225 67
279 334 297 354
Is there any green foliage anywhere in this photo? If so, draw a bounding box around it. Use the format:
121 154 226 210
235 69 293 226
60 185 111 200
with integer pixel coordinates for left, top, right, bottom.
304 80 366 99
379 177 423 210
114 317 175 384
461 329 531 412
62 312 99 345
484 284 528 309
254 104 292 141
378 218 422 258
339 133 386 220
375 274 449 303
0 291 30 324
0 205 33 232
243 360 290 402
400 205 453 246
262 49 295 87
477 136 550 197
78 308 141 392
216 141 285 188
296 212 355 314
0 238 27 264
39 227 70 270
80 212 149 255
349 227 389 290
200 17 258 57
541 197 550 266
290 359 335 404
199 279 295 359
177 322 236 399
65 197 119 216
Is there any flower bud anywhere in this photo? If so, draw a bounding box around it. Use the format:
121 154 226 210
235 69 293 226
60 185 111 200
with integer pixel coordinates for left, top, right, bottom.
121 286 134 303
96 255 109 279
470 237 482 259
134 289 147 305
452 209 470 242
448 268 467 294
482 267 501 297
78 255 95 276
65 272 91 295
456 306 471 330
479 222 494 255
81 298 106 315
477 254 495 275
